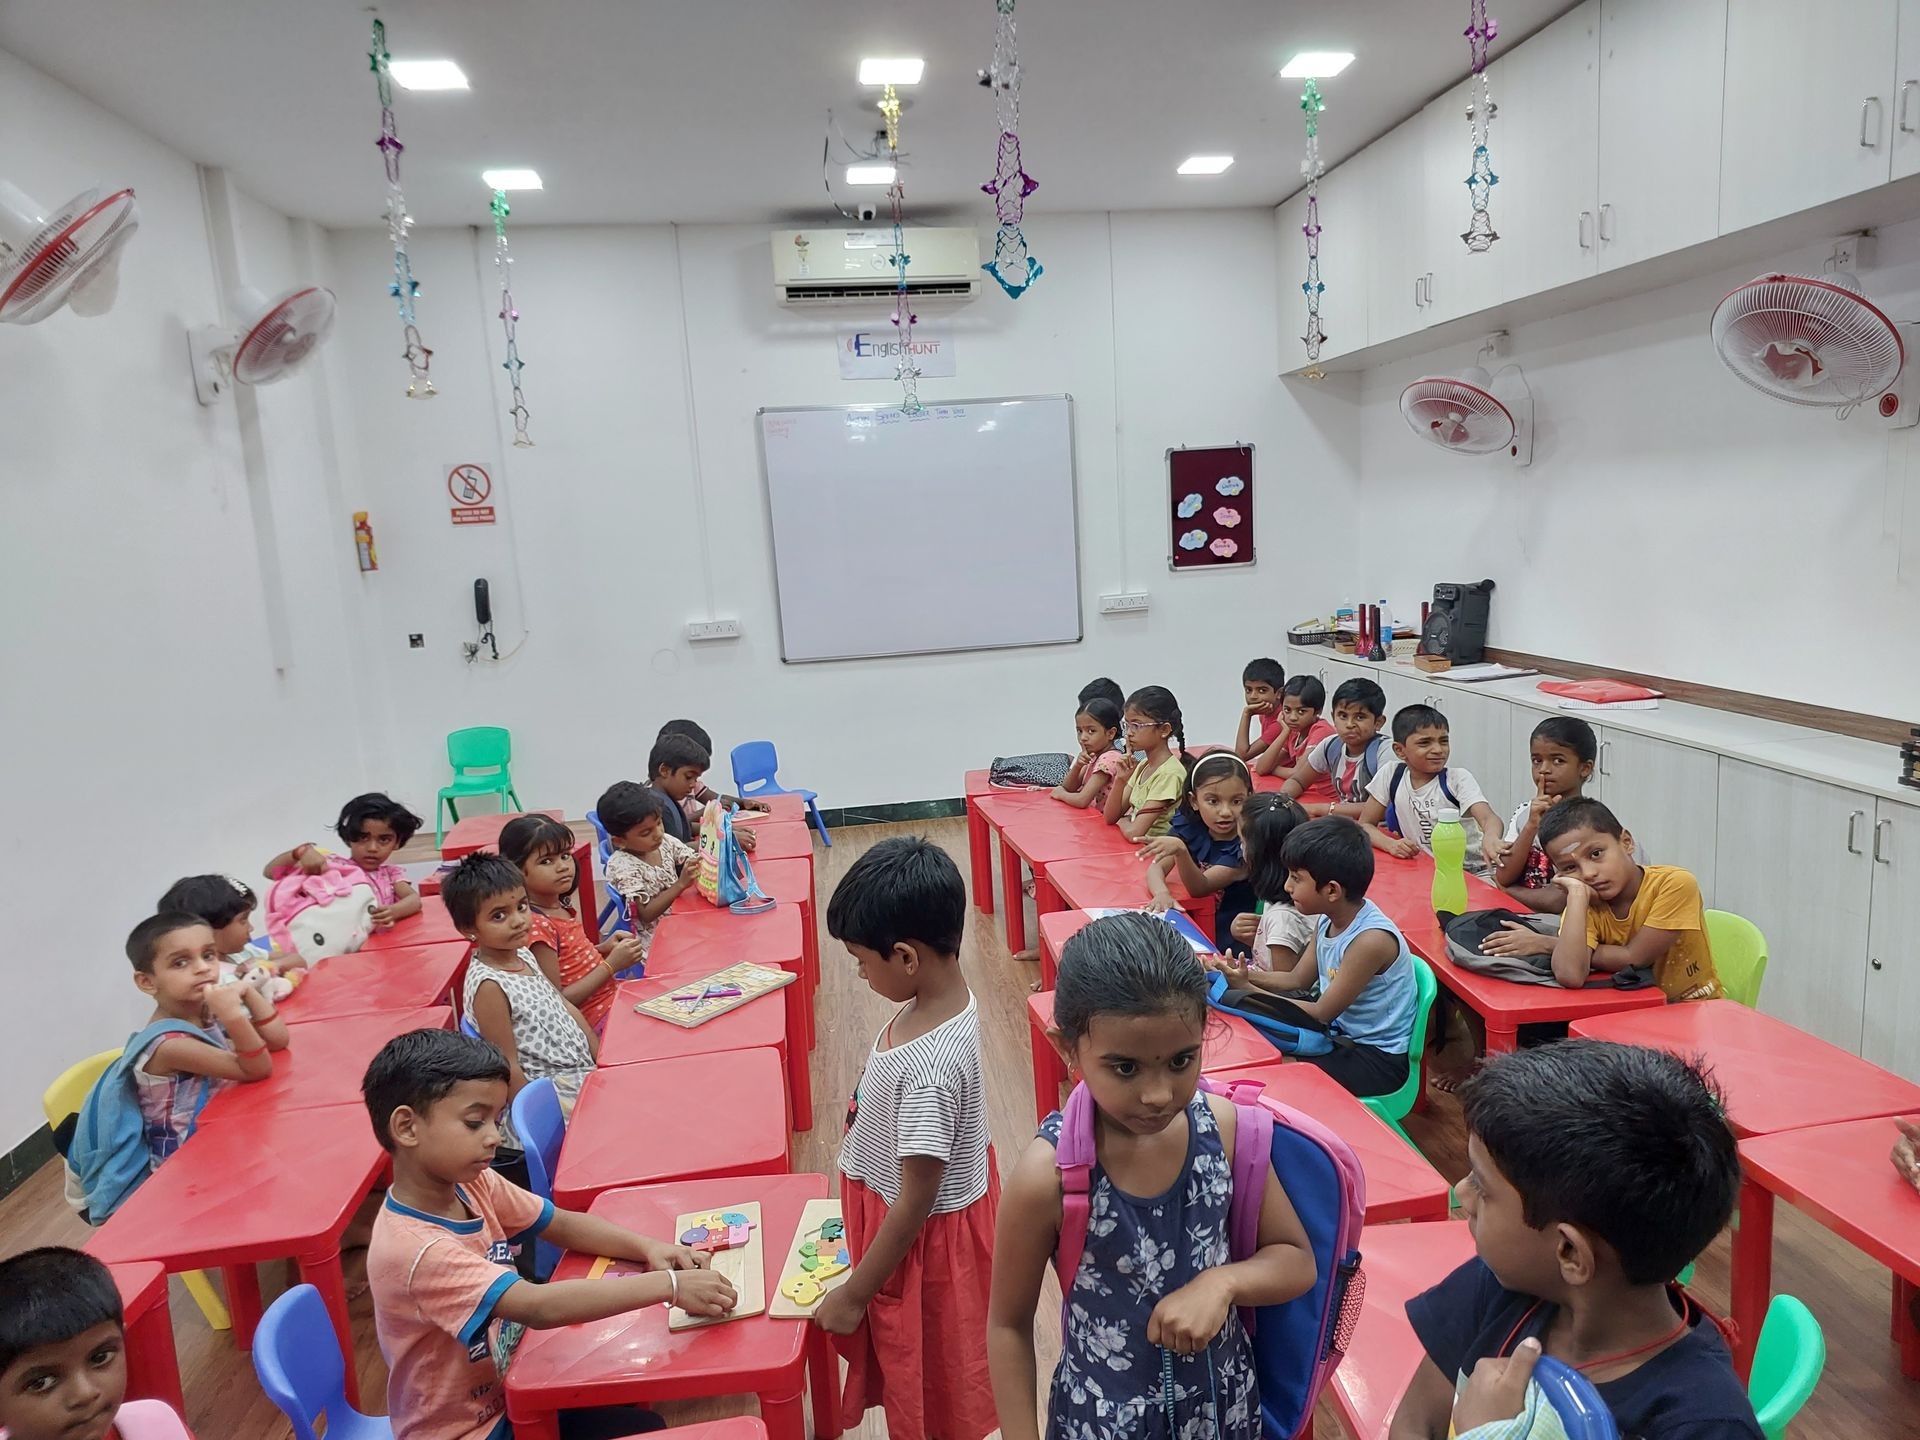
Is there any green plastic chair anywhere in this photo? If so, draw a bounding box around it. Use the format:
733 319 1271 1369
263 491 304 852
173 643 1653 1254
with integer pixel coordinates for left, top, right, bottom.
1364 953 1439 1146
1749 1294 1824 1439
1706 909 1769 1008
435 726 523 845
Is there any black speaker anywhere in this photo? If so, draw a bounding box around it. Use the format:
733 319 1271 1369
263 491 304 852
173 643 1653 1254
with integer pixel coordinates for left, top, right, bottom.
1418 579 1495 663
473 579 492 627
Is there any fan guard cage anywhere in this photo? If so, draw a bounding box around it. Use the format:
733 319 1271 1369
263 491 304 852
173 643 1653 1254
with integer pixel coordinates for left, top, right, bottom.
1710 273 1904 408
1399 375 1515 454
0 187 137 324
233 286 336 384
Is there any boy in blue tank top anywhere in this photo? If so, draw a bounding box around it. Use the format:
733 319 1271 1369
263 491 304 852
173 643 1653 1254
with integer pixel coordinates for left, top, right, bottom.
1214 815 1416 1097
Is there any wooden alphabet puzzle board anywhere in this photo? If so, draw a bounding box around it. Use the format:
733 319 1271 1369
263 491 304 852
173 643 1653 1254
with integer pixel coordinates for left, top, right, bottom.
666 1201 766 1331
768 1197 852 1319
632 961 795 1029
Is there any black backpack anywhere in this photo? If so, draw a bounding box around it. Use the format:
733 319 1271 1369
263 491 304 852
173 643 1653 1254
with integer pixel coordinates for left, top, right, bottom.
990 752 1072 789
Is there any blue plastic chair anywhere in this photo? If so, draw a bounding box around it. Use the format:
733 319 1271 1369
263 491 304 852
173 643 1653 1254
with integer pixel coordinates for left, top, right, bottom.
731 740 831 847
586 808 628 932
510 1078 566 1279
254 1284 392 1440
460 1013 482 1040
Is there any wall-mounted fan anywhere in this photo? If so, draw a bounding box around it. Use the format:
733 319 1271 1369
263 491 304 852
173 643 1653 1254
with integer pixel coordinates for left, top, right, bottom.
189 283 337 404
1710 266 1918 425
1399 334 1533 465
0 180 139 325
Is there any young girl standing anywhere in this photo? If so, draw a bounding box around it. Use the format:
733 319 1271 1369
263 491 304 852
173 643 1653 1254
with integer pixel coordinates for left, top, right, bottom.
499 814 641 1033
1049 696 1128 810
1139 751 1256 953
987 913 1316 1440
1103 685 1194 840
816 838 999 1440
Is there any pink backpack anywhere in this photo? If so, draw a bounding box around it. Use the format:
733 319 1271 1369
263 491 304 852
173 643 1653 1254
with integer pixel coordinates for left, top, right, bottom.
1052 1075 1368 1440
265 859 376 965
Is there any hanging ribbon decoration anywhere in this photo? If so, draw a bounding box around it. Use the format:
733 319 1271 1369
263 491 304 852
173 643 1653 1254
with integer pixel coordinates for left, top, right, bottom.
369 19 434 396
981 0 1042 298
1462 0 1500 253
1299 79 1327 373
490 191 533 447
879 84 924 415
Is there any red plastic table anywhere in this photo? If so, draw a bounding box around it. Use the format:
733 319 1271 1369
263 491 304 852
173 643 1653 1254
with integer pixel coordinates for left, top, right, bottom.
357 894 467 951
1326 1221 1478 1440
1368 855 1667 1051
109 1260 183 1413
505 1173 840 1440
1211 1061 1452 1223
1735 1116 1920 1380
276 939 466 1023
733 815 815 861
1025 990 1287 1124
200 1005 453 1119
551 1048 791 1210
672 856 818 1004
964 769 1053 916
1037 907 1206 991
649 900 814 1093
1043 854 1217 955
440 810 600 943
88 1104 386 1404
600 974 803 1130
975 792 1136 953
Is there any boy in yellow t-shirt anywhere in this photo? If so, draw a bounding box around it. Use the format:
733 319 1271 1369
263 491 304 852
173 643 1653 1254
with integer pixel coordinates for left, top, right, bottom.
1536 798 1721 1001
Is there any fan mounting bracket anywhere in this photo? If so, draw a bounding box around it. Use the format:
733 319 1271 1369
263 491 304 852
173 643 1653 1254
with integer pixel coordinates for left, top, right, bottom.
188 324 238 406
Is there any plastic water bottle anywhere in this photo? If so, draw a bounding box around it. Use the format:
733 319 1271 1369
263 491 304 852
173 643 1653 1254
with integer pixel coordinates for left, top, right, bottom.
1430 808 1470 917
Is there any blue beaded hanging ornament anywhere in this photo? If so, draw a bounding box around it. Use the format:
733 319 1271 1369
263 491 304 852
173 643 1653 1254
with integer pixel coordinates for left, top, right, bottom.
1300 79 1328 375
1462 0 1500 253
981 0 1042 298
369 19 434 396
879 84 924 415
490 191 533 447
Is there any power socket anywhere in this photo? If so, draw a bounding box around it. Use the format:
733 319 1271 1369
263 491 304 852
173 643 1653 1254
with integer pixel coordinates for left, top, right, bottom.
686 619 743 642
1099 591 1150 615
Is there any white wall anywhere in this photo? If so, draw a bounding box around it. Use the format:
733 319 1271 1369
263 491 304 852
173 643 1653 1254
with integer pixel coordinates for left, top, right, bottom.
322 210 1361 815
0 48 370 1153
1354 232 1920 720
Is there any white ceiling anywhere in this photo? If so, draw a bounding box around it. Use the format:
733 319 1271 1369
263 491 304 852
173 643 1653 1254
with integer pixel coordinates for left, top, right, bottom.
0 0 1574 229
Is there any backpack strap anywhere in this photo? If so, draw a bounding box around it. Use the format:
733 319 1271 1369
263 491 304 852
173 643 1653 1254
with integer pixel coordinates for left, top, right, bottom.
1438 767 1460 809
1384 762 1408 835
1201 1076 1275 1334
1052 1083 1098 1314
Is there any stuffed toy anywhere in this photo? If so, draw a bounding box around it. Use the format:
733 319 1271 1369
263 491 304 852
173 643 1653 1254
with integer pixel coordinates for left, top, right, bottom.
265 858 377 967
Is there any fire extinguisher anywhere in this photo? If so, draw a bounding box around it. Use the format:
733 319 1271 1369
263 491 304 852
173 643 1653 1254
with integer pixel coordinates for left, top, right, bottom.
353 511 378 572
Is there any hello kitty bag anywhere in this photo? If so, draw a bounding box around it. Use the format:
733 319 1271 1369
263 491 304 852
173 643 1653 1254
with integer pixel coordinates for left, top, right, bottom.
266 858 377 966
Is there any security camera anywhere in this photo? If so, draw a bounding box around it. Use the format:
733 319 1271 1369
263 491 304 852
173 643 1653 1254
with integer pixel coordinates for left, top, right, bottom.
857 203 879 223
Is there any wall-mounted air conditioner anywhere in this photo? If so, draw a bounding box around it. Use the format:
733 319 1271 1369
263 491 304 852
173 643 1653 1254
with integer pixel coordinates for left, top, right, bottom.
771 227 979 306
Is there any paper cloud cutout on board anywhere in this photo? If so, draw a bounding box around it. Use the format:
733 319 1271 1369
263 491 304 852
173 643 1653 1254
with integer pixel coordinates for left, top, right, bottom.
1215 475 1245 496
1177 492 1204 519
1209 536 1239 558
1213 507 1242 528
1178 528 1209 551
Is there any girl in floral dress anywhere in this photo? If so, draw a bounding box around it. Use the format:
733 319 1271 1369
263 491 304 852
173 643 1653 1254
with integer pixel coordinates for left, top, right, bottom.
986 912 1318 1440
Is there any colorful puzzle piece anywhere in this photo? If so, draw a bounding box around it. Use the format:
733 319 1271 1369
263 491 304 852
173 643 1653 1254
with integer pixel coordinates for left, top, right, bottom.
680 1214 757 1254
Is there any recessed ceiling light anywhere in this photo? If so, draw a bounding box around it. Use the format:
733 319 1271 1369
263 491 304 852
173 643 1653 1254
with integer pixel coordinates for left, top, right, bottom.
1177 155 1235 176
481 168 543 191
846 164 897 186
389 59 470 91
859 57 925 85
1280 51 1355 79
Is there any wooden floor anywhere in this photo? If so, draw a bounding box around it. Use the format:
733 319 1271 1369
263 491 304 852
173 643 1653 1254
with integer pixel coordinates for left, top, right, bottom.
3 818 1913 1438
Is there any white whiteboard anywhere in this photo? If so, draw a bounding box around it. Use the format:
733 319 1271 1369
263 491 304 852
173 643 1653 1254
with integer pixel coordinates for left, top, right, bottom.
758 396 1082 662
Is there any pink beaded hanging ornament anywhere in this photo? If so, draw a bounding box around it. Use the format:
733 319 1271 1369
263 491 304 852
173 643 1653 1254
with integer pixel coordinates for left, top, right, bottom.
1462 0 1500 252
368 19 434 396
1299 79 1327 376
879 84 924 414
489 191 533 447
980 0 1042 298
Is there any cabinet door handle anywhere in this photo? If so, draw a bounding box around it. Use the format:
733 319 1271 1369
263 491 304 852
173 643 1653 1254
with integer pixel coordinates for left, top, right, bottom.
1598 740 1611 776
1578 210 1593 249
1598 203 1614 242
1862 96 1884 148
1847 809 1865 854
1901 80 1918 134
1414 276 1424 308
1425 272 1435 307
1874 817 1893 863
1872 957 1886 971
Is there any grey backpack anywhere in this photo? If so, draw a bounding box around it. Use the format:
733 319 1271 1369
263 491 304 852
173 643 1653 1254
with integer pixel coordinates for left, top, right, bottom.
1443 910 1654 990
990 752 1072 788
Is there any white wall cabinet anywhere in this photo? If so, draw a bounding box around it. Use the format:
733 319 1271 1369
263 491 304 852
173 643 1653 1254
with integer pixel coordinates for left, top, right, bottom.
1892 0 1920 178
1714 761 1875 1052
1595 725 1721 902
1862 800 1920 1076
1597 0 1726 269
1495 1 1600 300
1363 123 1429 346
1720 0 1899 235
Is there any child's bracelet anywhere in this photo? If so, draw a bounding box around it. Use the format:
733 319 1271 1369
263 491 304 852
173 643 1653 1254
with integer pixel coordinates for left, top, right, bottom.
667 1268 680 1306
256 1010 278 1025
236 1044 269 1059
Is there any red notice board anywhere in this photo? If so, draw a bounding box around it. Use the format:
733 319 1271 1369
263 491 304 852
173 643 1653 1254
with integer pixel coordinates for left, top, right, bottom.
1168 445 1253 570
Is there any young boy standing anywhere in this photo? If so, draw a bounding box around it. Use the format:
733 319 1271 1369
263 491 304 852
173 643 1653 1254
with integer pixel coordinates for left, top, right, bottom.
362 1028 736 1440
1233 657 1287 763
1389 1042 1760 1440
1538 798 1722 1001
1358 704 1504 875
1280 677 1389 818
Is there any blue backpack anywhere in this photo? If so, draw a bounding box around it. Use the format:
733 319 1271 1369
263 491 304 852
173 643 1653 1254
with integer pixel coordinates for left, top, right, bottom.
68 1020 223 1223
1312 733 1388 804
1205 969 1335 1056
